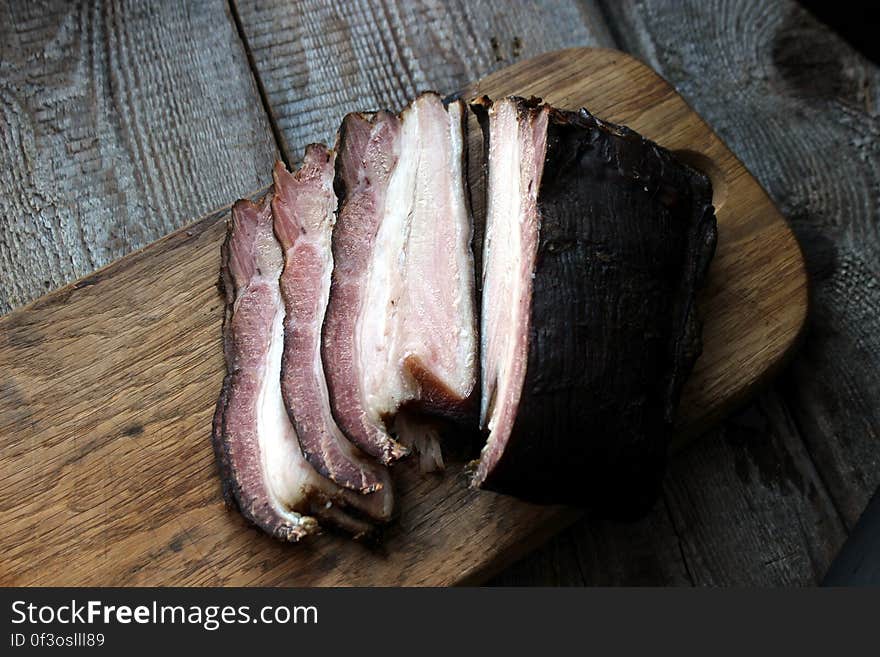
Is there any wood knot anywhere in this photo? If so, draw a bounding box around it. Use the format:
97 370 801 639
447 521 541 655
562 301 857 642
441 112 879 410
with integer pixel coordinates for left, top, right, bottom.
771 8 859 103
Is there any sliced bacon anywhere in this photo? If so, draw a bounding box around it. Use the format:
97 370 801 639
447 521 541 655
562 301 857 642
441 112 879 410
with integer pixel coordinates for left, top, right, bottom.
212 196 391 541
322 93 477 468
273 148 393 500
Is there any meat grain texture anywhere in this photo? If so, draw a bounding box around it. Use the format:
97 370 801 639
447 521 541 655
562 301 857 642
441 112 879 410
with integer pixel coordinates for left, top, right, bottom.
273 147 392 497
321 92 478 471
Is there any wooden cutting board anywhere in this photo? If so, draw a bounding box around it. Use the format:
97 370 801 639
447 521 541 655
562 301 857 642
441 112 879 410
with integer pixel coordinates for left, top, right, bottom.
0 48 806 586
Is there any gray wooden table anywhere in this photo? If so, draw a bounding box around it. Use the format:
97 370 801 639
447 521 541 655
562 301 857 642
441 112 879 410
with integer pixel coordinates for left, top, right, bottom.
2 0 877 586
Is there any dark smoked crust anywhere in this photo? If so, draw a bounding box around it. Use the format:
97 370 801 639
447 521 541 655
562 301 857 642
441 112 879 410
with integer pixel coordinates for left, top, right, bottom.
475 98 718 517
545 104 718 422
211 213 241 510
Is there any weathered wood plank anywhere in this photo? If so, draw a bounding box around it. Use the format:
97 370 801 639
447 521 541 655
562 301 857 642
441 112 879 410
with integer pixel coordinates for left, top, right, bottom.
603 0 880 565
0 0 278 313
232 0 615 162
664 392 846 585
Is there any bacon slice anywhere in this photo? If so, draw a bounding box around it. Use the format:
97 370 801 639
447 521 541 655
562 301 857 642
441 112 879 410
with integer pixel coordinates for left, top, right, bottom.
471 96 717 516
273 148 393 497
322 93 478 468
212 196 391 541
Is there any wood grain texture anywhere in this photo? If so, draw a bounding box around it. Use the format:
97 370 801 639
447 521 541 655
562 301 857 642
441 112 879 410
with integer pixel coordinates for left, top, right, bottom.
598 0 880 579
232 0 615 163
0 0 278 314
662 393 846 585
0 49 807 586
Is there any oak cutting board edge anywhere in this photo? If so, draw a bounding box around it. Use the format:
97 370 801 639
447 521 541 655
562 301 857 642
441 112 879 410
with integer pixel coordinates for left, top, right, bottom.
0 48 807 586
